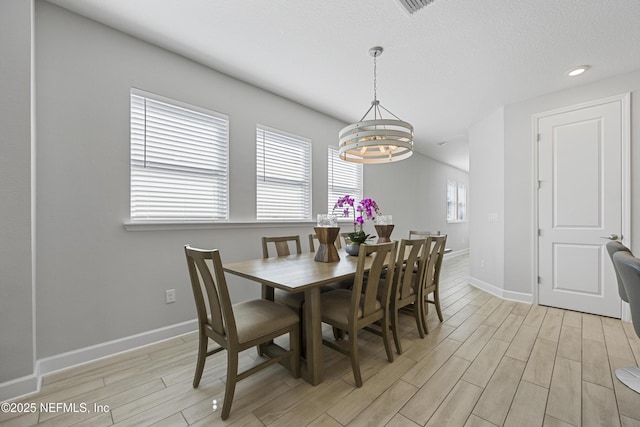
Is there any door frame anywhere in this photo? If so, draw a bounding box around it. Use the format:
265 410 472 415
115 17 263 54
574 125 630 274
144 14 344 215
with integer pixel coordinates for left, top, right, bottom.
532 93 631 319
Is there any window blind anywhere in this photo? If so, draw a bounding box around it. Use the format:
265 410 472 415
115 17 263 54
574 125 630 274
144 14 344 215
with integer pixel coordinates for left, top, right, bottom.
328 146 363 217
256 126 311 221
130 91 229 221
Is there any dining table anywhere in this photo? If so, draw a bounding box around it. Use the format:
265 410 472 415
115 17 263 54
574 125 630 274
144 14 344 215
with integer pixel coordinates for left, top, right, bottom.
223 248 382 385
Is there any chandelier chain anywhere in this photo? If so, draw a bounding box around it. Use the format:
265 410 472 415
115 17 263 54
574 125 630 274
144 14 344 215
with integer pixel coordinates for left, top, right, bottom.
373 54 377 103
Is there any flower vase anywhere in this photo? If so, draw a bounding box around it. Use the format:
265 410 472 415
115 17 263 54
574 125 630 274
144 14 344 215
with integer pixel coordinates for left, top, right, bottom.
345 244 360 256
375 224 394 243
313 227 341 262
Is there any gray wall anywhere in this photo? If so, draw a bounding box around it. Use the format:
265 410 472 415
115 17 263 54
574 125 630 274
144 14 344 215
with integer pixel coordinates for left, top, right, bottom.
468 107 505 289
0 0 468 398
365 154 469 249
0 0 36 393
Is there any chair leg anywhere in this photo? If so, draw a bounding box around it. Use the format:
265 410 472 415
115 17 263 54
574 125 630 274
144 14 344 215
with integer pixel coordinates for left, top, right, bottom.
421 296 429 335
390 305 402 354
381 312 395 363
349 328 363 387
434 290 444 322
333 327 345 340
193 331 207 387
221 351 238 420
414 301 425 339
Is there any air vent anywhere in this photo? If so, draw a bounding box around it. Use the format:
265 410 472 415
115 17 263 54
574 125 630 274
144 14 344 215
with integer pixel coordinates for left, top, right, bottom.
396 0 437 14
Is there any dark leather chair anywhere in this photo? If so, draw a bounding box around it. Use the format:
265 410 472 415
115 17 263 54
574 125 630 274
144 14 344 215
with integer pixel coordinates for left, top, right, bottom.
611 249 640 393
606 241 632 302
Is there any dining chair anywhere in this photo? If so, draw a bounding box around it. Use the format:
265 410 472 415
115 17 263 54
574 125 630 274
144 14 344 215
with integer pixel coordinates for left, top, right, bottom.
606 240 632 302
420 234 447 332
262 235 302 260
319 241 398 387
261 235 306 319
309 232 342 252
184 245 300 420
611 250 640 393
387 238 429 354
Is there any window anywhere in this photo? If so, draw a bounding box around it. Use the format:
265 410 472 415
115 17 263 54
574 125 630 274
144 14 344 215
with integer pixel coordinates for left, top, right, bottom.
130 90 229 222
327 146 363 217
447 180 467 222
256 126 311 221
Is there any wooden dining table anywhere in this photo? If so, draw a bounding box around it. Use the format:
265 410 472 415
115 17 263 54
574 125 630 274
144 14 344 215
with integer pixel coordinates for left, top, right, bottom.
223 249 380 385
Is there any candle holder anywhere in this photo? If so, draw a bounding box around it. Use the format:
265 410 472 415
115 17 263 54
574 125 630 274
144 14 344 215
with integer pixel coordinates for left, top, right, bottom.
313 226 341 262
375 224 394 243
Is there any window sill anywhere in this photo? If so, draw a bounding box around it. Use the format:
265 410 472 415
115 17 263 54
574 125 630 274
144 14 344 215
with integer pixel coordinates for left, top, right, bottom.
123 220 316 232
446 220 468 224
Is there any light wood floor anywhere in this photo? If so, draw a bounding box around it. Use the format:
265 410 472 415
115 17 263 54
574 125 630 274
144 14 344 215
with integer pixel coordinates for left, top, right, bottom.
3 254 640 427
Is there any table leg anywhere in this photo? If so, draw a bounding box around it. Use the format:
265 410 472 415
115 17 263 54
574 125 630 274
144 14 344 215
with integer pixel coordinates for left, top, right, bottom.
260 283 275 355
302 287 323 385
262 283 274 301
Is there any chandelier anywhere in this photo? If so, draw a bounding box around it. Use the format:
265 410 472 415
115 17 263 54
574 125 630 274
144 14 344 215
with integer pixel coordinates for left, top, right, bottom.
338 46 414 164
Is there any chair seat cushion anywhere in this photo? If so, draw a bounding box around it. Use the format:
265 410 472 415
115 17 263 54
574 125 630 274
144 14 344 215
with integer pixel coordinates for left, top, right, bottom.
233 299 299 344
320 289 381 325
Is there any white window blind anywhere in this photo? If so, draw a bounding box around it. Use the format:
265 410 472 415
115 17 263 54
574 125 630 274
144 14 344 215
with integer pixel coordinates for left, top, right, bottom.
447 180 456 221
457 183 467 221
130 90 229 221
256 126 311 221
447 179 467 222
328 146 363 217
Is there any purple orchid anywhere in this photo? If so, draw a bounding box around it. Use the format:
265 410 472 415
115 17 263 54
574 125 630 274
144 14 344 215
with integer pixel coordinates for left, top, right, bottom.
333 195 382 245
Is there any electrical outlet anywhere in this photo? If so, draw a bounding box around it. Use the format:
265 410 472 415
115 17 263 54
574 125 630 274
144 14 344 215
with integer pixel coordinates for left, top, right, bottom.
480 259 485 268
165 289 176 304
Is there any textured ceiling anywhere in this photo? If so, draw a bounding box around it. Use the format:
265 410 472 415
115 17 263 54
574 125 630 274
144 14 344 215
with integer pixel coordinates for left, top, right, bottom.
45 0 640 171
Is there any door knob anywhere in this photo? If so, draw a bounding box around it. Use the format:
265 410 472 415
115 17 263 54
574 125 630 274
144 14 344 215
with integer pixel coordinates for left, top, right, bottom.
601 234 620 241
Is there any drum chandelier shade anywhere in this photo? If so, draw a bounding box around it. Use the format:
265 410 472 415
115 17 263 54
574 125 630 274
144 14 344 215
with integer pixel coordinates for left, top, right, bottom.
339 47 414 164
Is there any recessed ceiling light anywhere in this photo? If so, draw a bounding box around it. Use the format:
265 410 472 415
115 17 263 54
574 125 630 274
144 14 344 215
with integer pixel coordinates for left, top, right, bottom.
437 141 448 146
567 65 590 77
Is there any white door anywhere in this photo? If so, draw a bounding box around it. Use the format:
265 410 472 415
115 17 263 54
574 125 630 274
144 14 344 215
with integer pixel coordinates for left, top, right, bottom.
536 95 629 318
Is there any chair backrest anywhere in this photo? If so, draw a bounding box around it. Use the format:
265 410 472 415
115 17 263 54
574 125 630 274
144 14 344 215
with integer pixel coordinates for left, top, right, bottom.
184 245 237 344
309 233 342 252
423 234 447 292
262 235 302 258
409 230 441 239
613 251 640 338
350 242 398 321
432 233 448 283
393 238 429 301
606 240 632 302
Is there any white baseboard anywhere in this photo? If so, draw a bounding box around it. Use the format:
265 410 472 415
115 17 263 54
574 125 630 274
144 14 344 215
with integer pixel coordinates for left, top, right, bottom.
467 276 533 304
1 319 197 403
0 374 38 403
445 248 469 259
